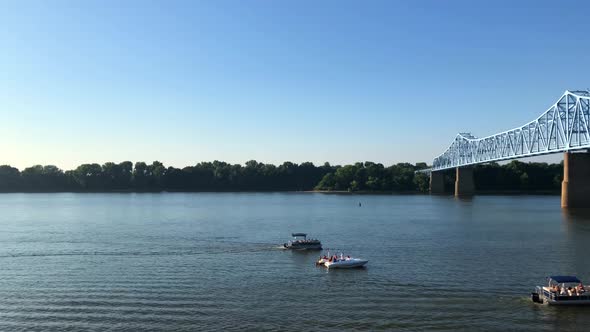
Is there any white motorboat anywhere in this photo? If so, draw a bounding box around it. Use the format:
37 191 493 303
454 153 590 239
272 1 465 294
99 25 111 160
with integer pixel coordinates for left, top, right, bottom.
317 253 368 269
532 276 590 305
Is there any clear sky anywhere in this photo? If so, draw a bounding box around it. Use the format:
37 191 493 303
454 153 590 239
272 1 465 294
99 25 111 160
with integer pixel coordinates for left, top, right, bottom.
1 0 588 170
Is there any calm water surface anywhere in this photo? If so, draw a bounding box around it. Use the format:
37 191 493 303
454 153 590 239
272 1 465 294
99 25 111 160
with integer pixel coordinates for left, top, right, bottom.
1 193 589 331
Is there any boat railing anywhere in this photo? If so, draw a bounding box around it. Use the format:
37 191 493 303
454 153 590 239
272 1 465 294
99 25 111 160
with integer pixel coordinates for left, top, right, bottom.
555 294 590 301
541 286 590 301
541 288 556 301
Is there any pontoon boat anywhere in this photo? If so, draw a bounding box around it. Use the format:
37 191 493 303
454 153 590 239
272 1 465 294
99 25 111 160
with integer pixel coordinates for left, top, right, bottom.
283 233 322 250
531 276 590 305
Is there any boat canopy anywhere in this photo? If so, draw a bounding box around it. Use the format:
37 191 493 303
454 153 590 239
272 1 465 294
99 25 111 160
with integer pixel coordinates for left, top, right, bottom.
549 276 581 283
292 233 307 237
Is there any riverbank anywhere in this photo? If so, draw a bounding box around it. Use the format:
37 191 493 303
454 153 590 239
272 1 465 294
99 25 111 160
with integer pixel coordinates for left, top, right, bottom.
310 189 560 195
0 160 562 194
310 190 423 195
0 189 560 195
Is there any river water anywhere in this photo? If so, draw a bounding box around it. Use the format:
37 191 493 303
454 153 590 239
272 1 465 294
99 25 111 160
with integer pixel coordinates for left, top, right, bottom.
0 193 589 331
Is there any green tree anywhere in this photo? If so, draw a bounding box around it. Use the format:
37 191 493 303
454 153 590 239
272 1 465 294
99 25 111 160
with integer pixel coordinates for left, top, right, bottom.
413 173 430 192
133 162 148 189
73 164 103 189
0 165 21 191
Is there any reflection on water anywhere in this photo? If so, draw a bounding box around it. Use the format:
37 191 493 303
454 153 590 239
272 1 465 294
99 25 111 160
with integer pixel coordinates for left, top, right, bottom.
454 195 475 203
0 193 589 331
561 209 590 242
560 209 590 279
534 305 590 331
562 208 590 224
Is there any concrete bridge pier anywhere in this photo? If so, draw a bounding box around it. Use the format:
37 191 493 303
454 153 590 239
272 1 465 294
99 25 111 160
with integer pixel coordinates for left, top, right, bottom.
455 166 475 197
561 152 590 208
429 171 445 194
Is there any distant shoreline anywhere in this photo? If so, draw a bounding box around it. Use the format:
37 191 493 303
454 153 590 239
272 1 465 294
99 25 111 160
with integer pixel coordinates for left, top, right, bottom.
311 190 559 196
0 160 562 195
0 189 560 196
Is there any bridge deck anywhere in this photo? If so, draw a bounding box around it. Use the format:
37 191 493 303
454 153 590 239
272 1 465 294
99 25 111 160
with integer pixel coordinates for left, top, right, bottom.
432 91 590 171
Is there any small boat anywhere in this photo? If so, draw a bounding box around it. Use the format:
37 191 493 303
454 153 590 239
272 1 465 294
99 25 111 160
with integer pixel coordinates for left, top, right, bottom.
283 233 322 250
317 253 368 269
531 276 590 305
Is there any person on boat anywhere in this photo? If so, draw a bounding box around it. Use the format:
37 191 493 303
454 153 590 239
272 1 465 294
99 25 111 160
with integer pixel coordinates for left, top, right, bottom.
567 287 573 296
560 285 567 295
578 283 586 293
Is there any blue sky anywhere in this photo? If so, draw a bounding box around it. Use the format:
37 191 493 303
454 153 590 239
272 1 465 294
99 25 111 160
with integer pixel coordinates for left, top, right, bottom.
1 0 588 170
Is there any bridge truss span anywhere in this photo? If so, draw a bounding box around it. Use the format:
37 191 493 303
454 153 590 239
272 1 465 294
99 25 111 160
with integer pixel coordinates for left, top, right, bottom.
432 90 590 171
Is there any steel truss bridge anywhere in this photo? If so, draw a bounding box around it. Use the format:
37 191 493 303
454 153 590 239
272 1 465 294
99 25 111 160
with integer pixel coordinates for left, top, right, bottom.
432 90 590 171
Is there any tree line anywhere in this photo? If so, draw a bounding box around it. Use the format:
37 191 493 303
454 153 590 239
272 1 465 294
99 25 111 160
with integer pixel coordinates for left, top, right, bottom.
314 162 430 192
0 161 333 192
0 160 563 193
313 160 562 193
474 161 562 192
